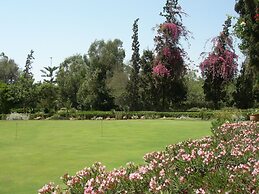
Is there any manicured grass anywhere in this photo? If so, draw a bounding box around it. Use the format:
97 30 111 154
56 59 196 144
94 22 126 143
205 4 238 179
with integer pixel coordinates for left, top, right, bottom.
0 120 211 194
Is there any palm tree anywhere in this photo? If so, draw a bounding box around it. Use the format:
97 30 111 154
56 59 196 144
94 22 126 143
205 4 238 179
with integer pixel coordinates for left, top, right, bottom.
40 66 58 84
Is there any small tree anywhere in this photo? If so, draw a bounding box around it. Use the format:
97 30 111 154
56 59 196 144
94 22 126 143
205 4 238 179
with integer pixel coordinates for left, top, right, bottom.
153 0 189 110
200 17 238 108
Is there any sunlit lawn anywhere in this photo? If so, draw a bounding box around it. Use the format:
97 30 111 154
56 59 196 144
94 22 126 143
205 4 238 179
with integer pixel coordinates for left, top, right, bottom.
0 120 211 194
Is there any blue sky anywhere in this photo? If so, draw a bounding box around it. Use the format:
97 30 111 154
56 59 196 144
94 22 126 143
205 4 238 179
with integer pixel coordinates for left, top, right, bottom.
0 0 241 81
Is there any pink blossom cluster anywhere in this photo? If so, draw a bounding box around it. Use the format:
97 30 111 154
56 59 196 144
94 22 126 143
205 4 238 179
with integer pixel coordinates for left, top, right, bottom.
152 62 170 77
39 121 258 194
161 23 182 40
200 33 238 80
200 50 238 80
38 182 59 194
162 47 182 62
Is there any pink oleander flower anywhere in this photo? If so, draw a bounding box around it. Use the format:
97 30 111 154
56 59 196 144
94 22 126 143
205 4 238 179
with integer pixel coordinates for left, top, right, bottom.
38 182 55 194
153 63 170 77
195 188 206 194
159 169 165 177
149 177 159 192
252 161 259 176
179 176 185 183
129 172 143 181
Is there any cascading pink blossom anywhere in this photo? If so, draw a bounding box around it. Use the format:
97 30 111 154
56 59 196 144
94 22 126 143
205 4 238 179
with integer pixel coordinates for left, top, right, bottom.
153 63 170 77
163 47 171 57
200 49 238 80
200 28 238 81
162 23 181 40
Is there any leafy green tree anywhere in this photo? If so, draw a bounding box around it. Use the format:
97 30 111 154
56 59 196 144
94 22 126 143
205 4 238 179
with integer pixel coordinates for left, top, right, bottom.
77 39 125 110
56 55 87 109
200 18 238 109
0 82 10 113
184 70 206 108
37 83 58 113
139 50 157 110
106 68 128 110
87 39 125 77
77 69 115 110
10 50 38 112
152 0 188 110
0 53 20 84
126 18 141 110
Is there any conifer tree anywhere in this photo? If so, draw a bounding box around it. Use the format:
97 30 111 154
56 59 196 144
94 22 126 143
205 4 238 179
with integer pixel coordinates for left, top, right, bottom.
127 18 141 110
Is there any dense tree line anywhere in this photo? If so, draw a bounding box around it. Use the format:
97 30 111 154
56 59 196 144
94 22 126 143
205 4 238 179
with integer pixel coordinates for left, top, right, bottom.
0 0 258 114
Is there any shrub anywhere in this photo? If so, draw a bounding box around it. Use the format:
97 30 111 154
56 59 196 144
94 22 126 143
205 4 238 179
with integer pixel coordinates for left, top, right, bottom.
0 114 6 120
6 112 29 120
39 121 259 194
211 109 246 130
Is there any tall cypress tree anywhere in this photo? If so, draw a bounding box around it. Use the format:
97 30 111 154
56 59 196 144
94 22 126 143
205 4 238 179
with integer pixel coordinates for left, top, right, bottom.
235 0 259 70
127 18 141 110
234 0 259 104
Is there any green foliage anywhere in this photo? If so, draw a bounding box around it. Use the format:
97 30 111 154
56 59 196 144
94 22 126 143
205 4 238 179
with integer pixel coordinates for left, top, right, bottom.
0 53 20 84
24 109 257 121
77 39 125 110
15 75 38 112
28 110 216 120
184 70 206 108
211 109 245 130
0 82 10 113
77 68 115 111
106 68 128 110
37 83 58 113
234 62 255 108
23 50 34 79
40 66 58 83
234 0 259 70
126 18 141 111
56 54 88 108
0 114 6 120
139 50 157 110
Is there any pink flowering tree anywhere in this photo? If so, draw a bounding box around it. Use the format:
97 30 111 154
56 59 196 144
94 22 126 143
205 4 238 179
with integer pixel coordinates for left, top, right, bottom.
153 0 189 110
200 17 238 108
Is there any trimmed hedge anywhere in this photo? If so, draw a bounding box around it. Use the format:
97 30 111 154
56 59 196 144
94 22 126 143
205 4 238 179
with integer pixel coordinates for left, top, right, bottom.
2 109 258 121
52 111 215 120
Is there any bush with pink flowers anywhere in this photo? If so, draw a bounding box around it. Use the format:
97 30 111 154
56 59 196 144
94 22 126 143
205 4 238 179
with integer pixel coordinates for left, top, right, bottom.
39 121 258 194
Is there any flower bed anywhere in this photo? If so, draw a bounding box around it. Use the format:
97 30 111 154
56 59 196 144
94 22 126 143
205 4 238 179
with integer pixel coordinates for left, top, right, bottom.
39 122 258 194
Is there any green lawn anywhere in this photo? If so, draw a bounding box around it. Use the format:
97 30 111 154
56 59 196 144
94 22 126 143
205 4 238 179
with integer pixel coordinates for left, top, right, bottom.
0 120 211 194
